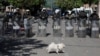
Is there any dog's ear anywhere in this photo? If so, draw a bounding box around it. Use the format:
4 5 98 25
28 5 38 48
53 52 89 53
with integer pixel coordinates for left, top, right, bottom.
60 43 66 47
51 42 55 44
62 44 66 47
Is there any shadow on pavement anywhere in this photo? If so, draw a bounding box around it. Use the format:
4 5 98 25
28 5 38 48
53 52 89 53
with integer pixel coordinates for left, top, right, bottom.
0 36 48 55
49 51 64 54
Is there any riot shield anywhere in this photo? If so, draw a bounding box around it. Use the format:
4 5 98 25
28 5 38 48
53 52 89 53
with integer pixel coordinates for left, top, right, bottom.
53 19 62 37
65 19 74 37
77 19 86 38
38 20 46 37
91 20 99 38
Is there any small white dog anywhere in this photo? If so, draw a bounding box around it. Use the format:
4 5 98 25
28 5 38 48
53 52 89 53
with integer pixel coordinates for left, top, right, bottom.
46 42 65 54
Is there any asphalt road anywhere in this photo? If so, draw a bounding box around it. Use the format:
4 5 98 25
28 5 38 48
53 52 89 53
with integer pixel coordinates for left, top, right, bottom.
29 17 100 56
0 17 100 56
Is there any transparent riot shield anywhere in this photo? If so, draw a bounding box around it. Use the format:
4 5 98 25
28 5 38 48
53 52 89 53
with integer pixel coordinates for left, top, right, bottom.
38 20 46 37
77 19 86 38
31 23 38 36
65 19 74 37
91 20 99 38
53 18 62 37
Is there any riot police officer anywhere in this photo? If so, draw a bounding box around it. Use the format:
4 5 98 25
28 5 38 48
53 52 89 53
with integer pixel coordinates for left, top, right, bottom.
89 11 99 38
39 9 48 26
90 11 99 21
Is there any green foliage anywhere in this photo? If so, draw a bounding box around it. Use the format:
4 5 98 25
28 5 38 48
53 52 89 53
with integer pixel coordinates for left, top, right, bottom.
55 0 83 9
0 0 98 9
55 0 98 9
74 0 83 8
7 0 46 8
82 0 98 4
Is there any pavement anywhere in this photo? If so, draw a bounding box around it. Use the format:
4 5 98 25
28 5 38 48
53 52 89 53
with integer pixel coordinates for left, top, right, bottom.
0 17 100 56
3 37 100 56
29 37 100 56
